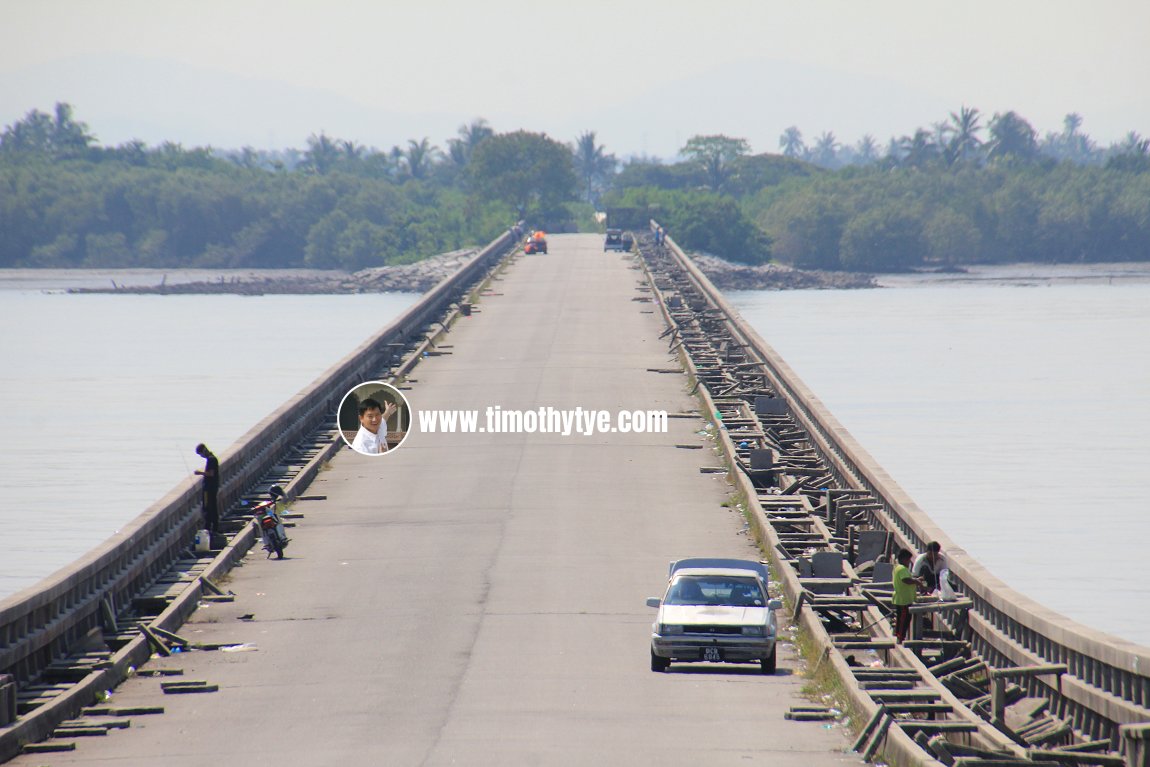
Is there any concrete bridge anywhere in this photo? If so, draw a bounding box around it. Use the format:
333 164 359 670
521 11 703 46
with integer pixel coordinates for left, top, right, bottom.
2 235 858 765
3 229 1149 766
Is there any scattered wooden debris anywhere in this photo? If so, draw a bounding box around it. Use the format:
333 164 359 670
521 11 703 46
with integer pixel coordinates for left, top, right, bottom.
785 706 838 721
21 741 76 753
83 706 165 716
52 725 111 737
161 680 218 694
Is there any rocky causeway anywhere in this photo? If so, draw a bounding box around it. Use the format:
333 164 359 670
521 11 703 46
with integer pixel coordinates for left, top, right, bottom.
66 246 876 295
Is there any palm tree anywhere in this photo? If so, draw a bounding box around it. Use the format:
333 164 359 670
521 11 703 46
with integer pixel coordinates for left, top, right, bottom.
115 139 148 166
779 126 805 158
459 119 493 154
339 140 366 163
403 137 440 180
51 102 93 156
932 120 952 149
304 132 340 174
810 131 840 168
946 106 982 166
572 131 616 204
234 146 261 169
884 137 904 166
1118 132 1149 155
1054 113 1095 162
854 135 880 165
1104 132 1150 170
447 118 493 168
447 140 467 167
898 128 939 169
1063 112 1083 138
386 146 404 179
0 102 92 157
986 111 1038 162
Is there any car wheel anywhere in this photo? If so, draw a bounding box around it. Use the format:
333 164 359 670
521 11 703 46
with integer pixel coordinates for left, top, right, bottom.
650 649 670 672
760 648 777 675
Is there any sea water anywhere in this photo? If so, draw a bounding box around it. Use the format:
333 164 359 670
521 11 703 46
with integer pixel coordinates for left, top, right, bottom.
729 263 1150 646
0 271 417 599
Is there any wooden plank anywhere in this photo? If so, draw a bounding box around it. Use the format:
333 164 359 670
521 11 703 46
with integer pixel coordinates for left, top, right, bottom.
990 664 1068 679
852 706 888 753
868 690 943 701
21 742 77 753
1026 749 1125 767
899 721 980 733
883 703 954 714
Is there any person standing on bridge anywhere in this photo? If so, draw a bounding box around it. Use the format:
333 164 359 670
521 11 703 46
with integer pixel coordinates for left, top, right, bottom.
194 443 220 534
892 548 925 643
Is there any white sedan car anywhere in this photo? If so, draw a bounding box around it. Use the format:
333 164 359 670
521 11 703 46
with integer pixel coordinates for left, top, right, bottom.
647 558 782 674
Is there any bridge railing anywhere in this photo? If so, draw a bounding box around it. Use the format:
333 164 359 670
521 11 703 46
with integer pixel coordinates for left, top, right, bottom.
651 222 1150 740
0 228 517 687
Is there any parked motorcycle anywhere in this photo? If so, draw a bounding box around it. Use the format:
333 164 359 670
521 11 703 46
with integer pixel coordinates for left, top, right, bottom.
252 485 290 559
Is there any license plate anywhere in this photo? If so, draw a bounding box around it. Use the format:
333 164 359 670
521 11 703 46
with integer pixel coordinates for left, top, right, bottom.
703 647 723 662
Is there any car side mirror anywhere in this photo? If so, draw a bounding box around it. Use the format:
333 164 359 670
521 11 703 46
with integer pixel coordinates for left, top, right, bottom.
768 599 782 611
646 597 661 608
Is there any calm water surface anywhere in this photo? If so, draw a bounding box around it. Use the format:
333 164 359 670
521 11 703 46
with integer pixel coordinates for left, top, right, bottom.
4 266 1148 650
729 266 1150 646
0 272 417 599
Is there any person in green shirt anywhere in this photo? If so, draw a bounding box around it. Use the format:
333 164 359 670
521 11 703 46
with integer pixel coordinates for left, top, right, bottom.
892 548 925 643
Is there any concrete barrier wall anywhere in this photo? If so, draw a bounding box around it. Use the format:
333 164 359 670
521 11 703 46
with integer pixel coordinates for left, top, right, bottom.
0 229 517 686
651 223 1150 740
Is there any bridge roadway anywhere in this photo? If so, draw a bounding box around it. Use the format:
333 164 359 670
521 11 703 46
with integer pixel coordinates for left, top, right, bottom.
16 235 858 766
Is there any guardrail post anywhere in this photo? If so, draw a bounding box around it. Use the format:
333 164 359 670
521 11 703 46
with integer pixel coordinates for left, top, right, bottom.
992 676 1007 726
1122 723 1150 767
0 674 15 726
825 488 850 538
100 597 117 633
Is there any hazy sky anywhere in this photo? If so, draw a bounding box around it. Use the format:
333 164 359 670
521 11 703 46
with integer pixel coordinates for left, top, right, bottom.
2 0 1147 158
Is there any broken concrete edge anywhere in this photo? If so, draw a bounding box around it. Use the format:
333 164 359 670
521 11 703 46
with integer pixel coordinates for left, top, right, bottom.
0 229 526 762
0 523 258 762
674 227 1150 736
276 430 344 506
642 237 955 767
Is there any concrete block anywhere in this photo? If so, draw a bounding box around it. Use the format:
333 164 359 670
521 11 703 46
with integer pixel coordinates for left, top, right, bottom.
856 530 890 567
750 449 774 470
812 551 844 578
755 396 789 416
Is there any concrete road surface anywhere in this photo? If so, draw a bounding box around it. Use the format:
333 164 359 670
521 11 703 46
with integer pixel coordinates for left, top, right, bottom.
14 235 858 766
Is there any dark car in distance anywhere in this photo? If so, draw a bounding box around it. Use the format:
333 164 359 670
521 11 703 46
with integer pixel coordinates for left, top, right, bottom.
604 229 630 252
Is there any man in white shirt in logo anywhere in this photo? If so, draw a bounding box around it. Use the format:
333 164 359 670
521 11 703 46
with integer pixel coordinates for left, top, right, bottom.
351 397 397 455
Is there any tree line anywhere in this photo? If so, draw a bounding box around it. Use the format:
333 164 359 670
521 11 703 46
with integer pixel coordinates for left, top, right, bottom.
0 104 599 270
777 109 1148 170
3 103 1148 272
605 108 1150 270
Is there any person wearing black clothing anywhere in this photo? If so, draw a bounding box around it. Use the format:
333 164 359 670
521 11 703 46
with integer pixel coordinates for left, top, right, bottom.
194 443 220 533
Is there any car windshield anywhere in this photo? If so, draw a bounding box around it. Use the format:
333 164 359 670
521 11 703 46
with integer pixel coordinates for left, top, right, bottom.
664 575 765 607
